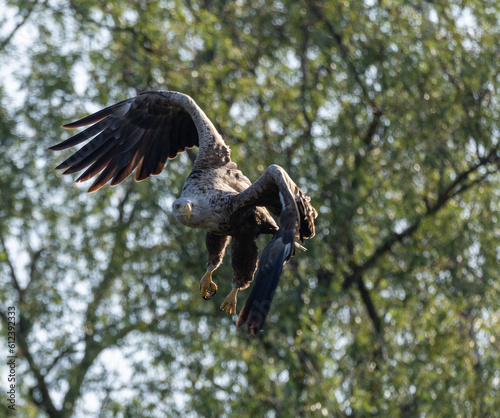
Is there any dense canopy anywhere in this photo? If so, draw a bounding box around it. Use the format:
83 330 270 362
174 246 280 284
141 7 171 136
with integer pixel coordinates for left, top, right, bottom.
1 0 499 416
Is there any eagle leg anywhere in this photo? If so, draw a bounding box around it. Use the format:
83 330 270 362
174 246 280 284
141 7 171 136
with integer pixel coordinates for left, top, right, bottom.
220 288 238 315
200 233 230 301
199 269 218 300
220 236 257 315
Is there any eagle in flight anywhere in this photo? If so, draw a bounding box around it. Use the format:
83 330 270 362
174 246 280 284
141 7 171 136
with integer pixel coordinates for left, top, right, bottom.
50 91 317 334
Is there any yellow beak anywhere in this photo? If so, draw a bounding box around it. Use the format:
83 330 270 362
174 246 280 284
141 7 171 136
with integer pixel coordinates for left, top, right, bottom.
179 202 192 219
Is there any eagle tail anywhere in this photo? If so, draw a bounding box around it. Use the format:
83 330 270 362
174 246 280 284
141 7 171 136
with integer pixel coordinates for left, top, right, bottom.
236 228 294 335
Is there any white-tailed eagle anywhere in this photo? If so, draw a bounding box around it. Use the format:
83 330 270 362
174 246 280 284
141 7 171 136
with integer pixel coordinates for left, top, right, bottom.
50 91 317 334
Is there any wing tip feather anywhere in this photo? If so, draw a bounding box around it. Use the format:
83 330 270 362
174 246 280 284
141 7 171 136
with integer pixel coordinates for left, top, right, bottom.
87 181 105 193
48 142 68 152
62 114 111 130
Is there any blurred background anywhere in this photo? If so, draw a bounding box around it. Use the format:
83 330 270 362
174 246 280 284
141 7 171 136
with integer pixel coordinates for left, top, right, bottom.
1 0 499 416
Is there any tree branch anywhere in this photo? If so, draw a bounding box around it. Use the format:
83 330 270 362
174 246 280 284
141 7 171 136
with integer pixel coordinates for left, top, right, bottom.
1 228 62 415
310 1 380 112
84 191 135 327
60 190 140 416
45 345 78 376
17 313 62 417
0 0 41 52
337 142 500 343
343 143 499 291
0 230 23 296
27 246 46 289
355 277 382 335
60 335 105 417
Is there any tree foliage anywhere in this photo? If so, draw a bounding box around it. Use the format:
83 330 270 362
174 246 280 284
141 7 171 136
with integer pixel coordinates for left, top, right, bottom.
1 0 500 416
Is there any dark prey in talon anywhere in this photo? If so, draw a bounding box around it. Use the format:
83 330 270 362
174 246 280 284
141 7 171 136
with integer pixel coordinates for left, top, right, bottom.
49 91 317 333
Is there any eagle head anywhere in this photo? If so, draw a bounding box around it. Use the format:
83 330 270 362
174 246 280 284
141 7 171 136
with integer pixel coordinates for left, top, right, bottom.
172 196 221 232
172 198 194 225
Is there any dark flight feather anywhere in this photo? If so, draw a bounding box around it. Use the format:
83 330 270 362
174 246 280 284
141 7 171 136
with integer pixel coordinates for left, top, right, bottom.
236 229 294 334
59 132 116 174
50 118 114 151
49 92 205 192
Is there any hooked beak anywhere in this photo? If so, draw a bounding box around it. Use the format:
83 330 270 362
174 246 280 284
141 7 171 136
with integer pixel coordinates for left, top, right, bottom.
179 202 192 219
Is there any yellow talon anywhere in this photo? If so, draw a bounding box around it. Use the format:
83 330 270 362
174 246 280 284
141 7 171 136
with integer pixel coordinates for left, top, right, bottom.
220 288 238 315
199 269 217 300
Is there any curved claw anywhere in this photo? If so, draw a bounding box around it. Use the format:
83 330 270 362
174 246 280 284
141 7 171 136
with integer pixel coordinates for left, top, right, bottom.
199 270 218 300
220 288 238 315
202 288 217 300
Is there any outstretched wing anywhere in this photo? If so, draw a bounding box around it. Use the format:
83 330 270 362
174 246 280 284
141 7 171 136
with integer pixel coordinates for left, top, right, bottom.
49 91 229 192
233 164 317 334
